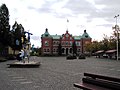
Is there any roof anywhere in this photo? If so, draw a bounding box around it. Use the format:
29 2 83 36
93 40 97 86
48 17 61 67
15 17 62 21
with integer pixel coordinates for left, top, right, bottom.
41 28 52 38
82 30 91 38
95 50 104 54
105 49 116 54
73 36 81 40
51 35 61 39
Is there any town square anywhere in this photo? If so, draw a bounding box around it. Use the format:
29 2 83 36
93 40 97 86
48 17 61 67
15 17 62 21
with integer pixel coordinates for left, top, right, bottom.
0 56 120 90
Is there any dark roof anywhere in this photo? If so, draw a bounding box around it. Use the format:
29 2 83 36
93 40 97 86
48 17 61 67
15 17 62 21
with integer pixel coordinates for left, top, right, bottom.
73 36 82 40
51 35 61 39
81 30 91 38
41 28 52 38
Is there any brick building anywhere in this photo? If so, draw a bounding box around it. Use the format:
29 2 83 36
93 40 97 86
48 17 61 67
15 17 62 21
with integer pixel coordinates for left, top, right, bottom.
41 28 92 55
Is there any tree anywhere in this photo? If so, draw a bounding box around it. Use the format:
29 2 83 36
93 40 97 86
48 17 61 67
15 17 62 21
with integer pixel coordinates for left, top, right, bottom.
90 41 100 53
10 21 26 54
0 4 10 51
85 42 92 53
58 43 62 56
72 41 77 55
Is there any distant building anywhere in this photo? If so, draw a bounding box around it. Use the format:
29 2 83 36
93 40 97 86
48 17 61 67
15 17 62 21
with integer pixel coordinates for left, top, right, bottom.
41 28 92 55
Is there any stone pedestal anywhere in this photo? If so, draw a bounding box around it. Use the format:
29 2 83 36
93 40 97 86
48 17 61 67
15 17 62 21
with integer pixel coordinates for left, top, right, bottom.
7 61 40 68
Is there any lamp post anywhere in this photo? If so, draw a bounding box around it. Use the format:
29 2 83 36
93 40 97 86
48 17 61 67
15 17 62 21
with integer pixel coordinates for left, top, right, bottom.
114 14 119 60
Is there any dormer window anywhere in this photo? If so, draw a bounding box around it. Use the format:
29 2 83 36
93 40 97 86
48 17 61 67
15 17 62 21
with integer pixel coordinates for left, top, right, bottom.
66 34 69 37
85 35 88 38
45 34 48 37
45 41 49 46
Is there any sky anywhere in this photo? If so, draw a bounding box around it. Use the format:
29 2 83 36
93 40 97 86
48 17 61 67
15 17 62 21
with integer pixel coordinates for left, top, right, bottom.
0 0 120 47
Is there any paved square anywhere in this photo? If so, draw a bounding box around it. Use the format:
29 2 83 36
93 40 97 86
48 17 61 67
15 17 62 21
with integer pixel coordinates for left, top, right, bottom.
0 56 120 90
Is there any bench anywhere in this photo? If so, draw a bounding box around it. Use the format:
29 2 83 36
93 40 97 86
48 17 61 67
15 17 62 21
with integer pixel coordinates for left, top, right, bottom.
74 72 120 90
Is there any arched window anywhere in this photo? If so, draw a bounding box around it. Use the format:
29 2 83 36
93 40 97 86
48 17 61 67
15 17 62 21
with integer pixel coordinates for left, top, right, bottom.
70 48 72 53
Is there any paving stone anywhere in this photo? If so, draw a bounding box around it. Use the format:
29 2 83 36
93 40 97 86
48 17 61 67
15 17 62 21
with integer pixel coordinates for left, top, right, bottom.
0 56 120 90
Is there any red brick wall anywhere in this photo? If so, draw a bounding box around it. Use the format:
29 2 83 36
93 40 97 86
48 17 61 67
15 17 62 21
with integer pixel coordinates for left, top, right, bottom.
41 37 53 55
81 38 92 53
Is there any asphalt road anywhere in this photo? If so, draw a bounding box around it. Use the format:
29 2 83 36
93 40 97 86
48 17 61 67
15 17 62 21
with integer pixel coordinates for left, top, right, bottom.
0 56 120 90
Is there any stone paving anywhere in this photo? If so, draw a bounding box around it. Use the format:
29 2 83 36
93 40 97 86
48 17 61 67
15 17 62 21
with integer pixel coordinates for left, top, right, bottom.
0 56 120 90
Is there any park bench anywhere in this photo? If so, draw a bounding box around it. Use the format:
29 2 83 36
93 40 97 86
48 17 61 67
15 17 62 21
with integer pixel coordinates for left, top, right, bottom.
74 72 120 90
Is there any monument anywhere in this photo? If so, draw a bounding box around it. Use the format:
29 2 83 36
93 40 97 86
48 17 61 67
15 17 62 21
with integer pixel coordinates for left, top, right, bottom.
7 31 40 68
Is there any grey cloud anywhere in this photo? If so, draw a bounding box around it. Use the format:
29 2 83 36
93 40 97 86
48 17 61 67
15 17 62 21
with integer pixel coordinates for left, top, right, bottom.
90 0 120 22
64 0 120 23
28 4 53 14
64 0 97 14
27 0 61 13
27 0 75 18
94 0 120 7
27 0 120 24
63 0 100 22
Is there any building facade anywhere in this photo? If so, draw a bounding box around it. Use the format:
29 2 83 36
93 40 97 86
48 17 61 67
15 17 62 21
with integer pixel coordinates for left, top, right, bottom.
41 28 92 55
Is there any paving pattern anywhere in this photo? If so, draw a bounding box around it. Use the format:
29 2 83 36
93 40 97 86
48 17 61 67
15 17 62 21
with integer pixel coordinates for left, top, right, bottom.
0 56 120 90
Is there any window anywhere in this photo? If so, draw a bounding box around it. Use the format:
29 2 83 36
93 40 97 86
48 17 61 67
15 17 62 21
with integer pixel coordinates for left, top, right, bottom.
53 41 56 45
76 42 80 46
44 49 46 52
57 41 59 45
78 49 80 52
70 41 72 46
47 49 49 52
53 49 55 52
66 41 68 45
56 49 58 52
45 41 49 46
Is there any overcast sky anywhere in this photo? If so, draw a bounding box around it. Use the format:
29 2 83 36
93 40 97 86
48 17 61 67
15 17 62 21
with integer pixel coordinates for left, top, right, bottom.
0 0 120 47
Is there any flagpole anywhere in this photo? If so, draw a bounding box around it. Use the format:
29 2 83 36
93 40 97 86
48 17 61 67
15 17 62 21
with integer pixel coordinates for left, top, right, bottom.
114 14 119 60
67 19 69 31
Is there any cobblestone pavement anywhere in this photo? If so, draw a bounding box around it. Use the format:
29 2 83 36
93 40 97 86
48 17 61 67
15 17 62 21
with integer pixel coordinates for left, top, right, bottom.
0 56 120 90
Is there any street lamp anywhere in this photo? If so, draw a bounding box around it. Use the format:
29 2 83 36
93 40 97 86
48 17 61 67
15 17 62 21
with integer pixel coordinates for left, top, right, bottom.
114 14 119 60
